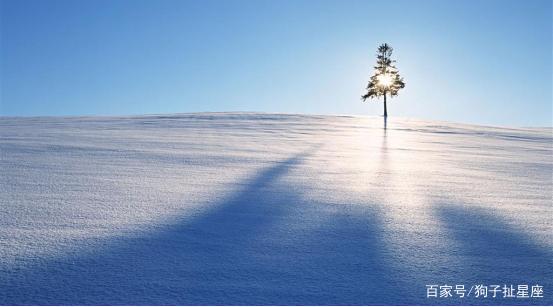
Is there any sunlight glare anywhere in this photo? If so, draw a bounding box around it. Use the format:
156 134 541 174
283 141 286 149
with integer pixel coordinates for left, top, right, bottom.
377 73 393 88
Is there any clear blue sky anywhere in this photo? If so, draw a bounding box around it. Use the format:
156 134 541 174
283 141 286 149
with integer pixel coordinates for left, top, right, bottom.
1 0 551 126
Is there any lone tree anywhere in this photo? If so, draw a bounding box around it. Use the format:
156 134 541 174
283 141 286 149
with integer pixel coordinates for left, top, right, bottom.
362 43 405 117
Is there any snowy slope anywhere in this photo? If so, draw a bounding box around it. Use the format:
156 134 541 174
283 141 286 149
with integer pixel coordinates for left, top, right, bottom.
0 113 551 305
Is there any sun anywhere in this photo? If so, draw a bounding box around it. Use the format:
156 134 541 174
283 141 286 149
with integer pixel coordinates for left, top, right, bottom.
377 73 393 88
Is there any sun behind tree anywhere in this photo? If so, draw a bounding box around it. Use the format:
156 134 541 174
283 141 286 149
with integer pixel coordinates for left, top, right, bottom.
362 43 405 118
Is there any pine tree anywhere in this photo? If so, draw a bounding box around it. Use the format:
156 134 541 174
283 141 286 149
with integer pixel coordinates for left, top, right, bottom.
361 43 405 117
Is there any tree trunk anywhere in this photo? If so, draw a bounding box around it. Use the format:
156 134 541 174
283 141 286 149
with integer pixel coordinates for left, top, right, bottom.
383 92 388 117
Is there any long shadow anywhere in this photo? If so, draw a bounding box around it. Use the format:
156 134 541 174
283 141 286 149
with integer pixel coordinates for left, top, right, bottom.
0 146 406 305
434 205 553 305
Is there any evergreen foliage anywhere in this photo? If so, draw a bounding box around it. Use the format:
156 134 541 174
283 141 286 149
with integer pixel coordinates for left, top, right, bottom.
362 43 405 117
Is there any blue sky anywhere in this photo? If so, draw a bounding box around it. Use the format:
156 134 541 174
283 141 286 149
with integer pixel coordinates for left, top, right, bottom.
1 0 551 126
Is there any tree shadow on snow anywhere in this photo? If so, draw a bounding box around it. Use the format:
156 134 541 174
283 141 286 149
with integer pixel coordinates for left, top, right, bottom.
0 146 407 305
432 205 553 305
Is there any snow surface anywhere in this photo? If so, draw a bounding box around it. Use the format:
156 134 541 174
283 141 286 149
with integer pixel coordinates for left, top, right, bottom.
0 113 551 305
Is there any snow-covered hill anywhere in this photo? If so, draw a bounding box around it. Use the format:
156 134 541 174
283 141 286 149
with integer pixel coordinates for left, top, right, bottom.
1 113 551 305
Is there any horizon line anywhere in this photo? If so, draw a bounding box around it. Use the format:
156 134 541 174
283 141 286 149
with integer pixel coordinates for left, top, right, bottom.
1 111 551 130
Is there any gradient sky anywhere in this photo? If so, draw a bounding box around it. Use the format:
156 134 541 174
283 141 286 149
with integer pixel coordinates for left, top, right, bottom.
1 0 551 126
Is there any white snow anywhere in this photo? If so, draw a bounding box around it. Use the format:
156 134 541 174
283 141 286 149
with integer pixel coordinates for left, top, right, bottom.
0 113 551 305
